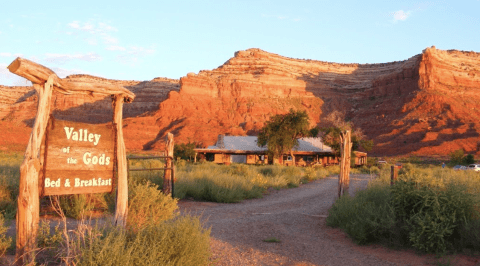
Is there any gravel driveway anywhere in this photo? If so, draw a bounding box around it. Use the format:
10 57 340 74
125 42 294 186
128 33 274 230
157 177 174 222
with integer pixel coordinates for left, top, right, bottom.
179 174 402 266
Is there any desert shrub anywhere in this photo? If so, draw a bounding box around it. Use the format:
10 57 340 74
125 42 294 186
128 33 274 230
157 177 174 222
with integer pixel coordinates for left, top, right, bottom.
37 220 63 248
282 166 303 187
0 165 20 219
327 184 395 245
58 194 107 219
258 165 283 177
456 218 480 251
0 213 12 257
353 165 380 175
391 178 479 253
174 162 340 203
74 215 211 266
303 167 317 182
127 182 178 232
128 158 164 188
329 163 480 254
326 165 340 175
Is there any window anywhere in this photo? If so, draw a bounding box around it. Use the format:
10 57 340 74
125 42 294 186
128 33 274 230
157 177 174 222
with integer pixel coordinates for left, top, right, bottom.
283 155 292 161
303 156 313 162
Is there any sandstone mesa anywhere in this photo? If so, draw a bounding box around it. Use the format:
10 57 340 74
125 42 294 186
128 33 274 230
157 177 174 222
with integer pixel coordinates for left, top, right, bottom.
1 46 480 156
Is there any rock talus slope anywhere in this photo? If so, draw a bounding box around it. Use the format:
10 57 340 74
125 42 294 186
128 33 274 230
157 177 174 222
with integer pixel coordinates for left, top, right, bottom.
1 46 480 156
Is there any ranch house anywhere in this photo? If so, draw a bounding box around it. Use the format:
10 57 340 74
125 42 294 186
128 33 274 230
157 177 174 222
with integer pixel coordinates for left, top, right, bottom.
194 135 367 167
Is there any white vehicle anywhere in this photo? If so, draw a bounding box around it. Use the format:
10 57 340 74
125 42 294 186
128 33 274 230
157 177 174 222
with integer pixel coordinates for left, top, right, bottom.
467 164 480 171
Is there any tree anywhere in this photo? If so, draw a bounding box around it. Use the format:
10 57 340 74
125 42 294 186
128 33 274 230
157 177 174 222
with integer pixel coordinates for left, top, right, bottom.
449 149 464 165
174 141 198 161
463 154 475 165
257 109 315 164
448 149 474 166
319 111 373 156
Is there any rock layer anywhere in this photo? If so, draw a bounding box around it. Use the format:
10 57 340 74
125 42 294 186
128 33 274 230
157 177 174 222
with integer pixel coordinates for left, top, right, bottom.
1 47 480 156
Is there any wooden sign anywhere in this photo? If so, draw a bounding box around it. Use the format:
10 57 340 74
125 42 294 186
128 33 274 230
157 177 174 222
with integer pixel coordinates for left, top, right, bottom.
43 118 116 195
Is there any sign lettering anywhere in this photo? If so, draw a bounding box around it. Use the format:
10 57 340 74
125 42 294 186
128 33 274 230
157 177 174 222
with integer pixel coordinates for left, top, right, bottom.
43 119 116 195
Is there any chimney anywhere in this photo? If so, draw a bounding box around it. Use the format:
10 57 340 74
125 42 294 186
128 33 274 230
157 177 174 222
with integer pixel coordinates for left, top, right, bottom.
217 134 225 149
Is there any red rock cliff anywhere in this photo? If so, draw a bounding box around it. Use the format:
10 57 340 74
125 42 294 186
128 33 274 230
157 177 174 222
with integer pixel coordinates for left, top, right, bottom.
2 47 480 156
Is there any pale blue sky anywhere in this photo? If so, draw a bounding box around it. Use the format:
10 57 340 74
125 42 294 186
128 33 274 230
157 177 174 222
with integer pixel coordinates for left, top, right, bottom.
1 0 479 86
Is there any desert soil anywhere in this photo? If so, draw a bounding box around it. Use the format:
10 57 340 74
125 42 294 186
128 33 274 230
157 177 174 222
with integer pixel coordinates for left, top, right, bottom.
179 174 480 266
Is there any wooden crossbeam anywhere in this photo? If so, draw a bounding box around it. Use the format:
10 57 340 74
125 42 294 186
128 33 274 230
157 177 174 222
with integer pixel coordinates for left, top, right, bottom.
8 57 135 102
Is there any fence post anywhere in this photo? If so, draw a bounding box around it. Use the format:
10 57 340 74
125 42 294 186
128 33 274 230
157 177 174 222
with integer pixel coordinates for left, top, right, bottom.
15 76 54 265
338 130 351 198
390 165 398 186
163 132 174 195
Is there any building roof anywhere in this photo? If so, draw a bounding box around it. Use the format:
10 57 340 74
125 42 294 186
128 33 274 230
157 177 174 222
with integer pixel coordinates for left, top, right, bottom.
195 136 333 153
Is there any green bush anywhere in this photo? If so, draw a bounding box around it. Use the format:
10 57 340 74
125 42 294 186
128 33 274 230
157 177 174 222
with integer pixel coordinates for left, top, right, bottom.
0 165 20 219
58 194 107 219
37 220 63 248
0 213 12 257
74 215 211 266
330 163 480 254
327 184 395 245
127 182 178 232
392 179 479 253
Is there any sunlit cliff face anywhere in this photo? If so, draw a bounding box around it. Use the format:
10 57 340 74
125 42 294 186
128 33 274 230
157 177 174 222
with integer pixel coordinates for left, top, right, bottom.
2 47 480 156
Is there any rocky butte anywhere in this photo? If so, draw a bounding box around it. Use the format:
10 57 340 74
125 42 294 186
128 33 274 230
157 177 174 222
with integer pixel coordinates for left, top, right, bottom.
1 46 480 156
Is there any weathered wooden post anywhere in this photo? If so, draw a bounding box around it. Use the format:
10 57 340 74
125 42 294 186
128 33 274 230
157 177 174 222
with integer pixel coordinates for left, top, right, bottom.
390 165 398 186
113 95 128 227
163 132 174 195
15 76 54 264
338 130 352 198
8 57 135 264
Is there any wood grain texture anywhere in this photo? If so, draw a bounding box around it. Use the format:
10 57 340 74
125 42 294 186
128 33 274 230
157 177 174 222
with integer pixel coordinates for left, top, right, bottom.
163 132 174 195
45 119 115 174
47 120 115 150
15 76 54 265
8 57 135 101
338 130 351 198
113 96 128 227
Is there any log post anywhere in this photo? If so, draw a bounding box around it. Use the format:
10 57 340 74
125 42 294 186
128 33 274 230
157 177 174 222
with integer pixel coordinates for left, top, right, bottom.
163 133 174 195
15 75 54 265
338 130 352 198
390 165 398 186
113 95 128 227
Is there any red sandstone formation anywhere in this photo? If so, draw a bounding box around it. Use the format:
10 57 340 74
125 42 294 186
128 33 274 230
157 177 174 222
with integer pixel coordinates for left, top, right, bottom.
1 46 480 156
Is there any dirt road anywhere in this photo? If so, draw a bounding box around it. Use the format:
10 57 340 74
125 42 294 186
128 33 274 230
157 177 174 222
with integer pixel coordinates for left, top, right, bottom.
179 174 395 266
179 174 476 266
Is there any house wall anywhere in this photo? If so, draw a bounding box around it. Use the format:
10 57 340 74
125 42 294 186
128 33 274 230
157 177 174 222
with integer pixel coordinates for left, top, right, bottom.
355 155 367 166
232 155 247 163
246 154 256 164
214 153 231 164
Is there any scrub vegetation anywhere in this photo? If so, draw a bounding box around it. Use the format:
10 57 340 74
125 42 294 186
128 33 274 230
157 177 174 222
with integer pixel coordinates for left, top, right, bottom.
0 153 211 265
327 163 480 255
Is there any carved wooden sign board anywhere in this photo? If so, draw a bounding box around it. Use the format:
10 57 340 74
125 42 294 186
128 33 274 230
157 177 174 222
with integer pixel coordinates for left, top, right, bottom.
43 118 116 195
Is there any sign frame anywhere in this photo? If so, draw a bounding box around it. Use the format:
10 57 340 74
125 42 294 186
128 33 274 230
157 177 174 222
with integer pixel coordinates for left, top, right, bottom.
40 117 118 196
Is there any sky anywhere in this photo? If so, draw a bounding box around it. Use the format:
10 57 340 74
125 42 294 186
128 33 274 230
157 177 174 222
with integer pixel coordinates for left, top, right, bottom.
1 0 479 86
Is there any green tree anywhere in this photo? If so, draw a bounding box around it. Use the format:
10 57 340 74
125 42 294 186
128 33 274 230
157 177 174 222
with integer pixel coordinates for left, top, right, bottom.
319 111 372 156
463 154 475 165
174 142 198 161
449 149 464 165
257 109 315 163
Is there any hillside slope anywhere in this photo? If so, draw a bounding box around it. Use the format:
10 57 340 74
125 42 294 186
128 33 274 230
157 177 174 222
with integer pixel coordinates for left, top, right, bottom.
1 46 480 156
